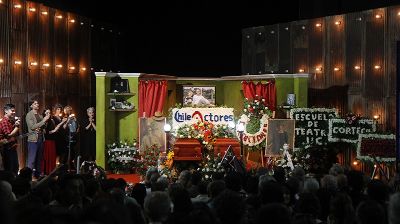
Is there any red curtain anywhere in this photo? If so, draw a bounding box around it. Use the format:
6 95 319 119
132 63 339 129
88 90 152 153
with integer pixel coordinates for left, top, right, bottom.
139 80 168 117
242 80 276 111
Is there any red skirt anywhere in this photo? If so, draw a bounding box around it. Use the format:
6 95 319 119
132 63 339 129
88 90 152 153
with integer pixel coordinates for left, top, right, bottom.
42 140 56 175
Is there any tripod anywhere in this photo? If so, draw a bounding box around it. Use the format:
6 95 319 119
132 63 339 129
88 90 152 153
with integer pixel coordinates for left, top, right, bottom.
370 154 390 181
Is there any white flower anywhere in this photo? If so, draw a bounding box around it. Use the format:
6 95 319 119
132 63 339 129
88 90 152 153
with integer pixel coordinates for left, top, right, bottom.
256 102 259 105
244 109 247 112
253 106 256 109
254 100 258 102
180 135 184 138
213 169 216 172
188 135 192 138
262 99 265 102
255 94 258 97
205 175 209 179
247 105 251 108
186 128 190 131
306 154 310 159
245 98 248 100
224 135 228 138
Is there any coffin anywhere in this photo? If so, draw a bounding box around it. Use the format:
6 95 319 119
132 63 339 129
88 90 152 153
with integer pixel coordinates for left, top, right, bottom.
173 138 202 161
213 138 241 159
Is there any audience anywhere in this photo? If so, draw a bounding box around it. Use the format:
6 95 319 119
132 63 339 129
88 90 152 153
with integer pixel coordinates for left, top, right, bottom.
2 157 400 224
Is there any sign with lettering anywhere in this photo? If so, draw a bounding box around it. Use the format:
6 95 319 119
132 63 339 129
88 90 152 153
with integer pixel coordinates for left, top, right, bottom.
172 107 234 129
290 108 338 148
357 134 396 162
328 119 376 143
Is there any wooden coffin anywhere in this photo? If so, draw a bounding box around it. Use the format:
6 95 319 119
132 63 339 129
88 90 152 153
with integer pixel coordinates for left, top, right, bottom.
213 138 241 159
173 138 202 161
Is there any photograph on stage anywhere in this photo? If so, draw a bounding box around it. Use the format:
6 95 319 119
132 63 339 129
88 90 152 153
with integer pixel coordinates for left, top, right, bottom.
139 117 167 152
182 86 215 107
265 119 295 157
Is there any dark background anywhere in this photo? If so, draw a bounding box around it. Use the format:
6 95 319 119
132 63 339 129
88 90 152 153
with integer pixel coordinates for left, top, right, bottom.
35 0 400 76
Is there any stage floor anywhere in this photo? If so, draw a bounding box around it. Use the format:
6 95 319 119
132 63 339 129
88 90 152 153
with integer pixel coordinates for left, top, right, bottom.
107 173 142 184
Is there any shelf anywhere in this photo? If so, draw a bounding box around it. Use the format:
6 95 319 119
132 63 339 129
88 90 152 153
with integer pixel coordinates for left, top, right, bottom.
109 109 137 112
107 92 135 96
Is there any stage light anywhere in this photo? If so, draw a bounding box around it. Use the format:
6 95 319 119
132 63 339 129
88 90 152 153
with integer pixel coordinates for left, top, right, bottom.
81 67 87 71
69 66 75 70
335 21 341 25
14 60 22 65
374 65 381 70
69 19 75 23
14 4 22 9
354 65 361 70
299 68 305 73
29 7 36 12
163 123 171 132
353 161 358 166
0 59 3 63
373 114 380 120
398 11 400 16
375 14 382 19
30 61 38 66
334 67 340 71
41 11 48 15
315 23 322 27
56 15 63 19
56 64 63 68
80 22 84 25
315 67 322 72
43 63 50 67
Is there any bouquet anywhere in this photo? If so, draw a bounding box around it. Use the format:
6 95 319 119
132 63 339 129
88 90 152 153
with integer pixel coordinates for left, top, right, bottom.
107 140 140 174
197 153 225 180
135 144 161 177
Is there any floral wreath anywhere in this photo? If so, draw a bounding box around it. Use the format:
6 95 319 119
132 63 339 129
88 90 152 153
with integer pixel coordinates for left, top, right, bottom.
237 96 272 149
357 134 396 163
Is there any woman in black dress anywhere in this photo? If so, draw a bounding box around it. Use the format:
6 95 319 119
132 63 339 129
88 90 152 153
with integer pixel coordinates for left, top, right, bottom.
81 107 96 161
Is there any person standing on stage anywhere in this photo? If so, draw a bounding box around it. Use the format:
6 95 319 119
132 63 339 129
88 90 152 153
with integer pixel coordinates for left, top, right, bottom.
26 100 50 178
0 103 21 175
41 108 66 175
81 107 96 161
52 104 66 165
62 105 79 169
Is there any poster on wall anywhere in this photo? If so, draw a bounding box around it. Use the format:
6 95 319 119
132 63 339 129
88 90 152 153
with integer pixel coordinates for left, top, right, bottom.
290 108 338 148
265 119 295 157
183 86 216 107
139 117 167 152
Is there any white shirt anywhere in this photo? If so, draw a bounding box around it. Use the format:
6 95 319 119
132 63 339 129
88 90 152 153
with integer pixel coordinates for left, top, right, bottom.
192 94 210 105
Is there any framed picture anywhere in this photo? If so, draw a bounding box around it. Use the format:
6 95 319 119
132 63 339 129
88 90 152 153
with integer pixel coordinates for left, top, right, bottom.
265 119 295 157
182 86 216 107
115 102 123 109
139 117 167 152
110 98 116 107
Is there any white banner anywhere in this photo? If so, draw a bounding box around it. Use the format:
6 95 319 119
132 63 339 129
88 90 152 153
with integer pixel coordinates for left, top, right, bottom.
172 107 234 129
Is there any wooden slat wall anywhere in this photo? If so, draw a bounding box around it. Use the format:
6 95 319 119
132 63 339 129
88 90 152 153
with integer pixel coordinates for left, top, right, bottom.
0 0 110 167
0 1 10 97
278 23 291 73
308 18 324 88
264 24 278 73
242 6 399 131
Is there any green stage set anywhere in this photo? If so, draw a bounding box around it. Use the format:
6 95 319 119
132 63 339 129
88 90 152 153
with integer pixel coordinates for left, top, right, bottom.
94 72 309 169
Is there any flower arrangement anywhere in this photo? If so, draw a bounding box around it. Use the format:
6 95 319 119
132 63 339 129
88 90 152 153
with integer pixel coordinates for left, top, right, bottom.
345 113 361 125
213 124 236 138
197 153 225 180
107 140 140 174
175 121 215 150
243 96 272 120
240 96 272 151
135 144 161 177
158 151 178 179
175 121 236 150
